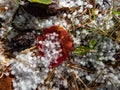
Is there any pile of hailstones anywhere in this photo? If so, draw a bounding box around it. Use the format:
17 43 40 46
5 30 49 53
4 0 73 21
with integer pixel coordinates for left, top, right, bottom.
7 1 73 90
3 0 120 90
8 0 73 68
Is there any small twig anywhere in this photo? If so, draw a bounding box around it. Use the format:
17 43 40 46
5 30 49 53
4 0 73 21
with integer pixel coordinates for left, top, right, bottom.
67 63 96 73
72 72 79 90
89 50 98 53
73 70 91 90
20 46 37 54
56 70 74 90
75 9 88 18
71 16 75 31
93 0 96 9
107 77 118 89
92 68 104 87
44 67 56 85
0 73 4 78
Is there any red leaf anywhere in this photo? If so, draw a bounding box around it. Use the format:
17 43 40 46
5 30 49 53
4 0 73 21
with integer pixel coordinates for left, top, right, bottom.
37 26 73 68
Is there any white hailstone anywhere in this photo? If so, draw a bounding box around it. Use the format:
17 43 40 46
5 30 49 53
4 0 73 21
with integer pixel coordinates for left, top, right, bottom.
14 88 19 90
103 45 107 49
27 56 33 61
67 69 71 73
13 82 17 87
76 30 80 35
12 79 16 83
67 14 71 19
32 64 37 68
111 57 115 61
7 26 12 31
62 62 65 67
0 14 5 19
84 2 88 5
74 70 78 75
63 80 68 88
50 82 53 87
73 11 77 16
39 41 42 44
19 62 24 68
45 43 50 47
11 70 16 75
41 57 45 61
59 1 68 7
45 69 49 73
73 38 80 45
20 1 25 5
75 18 79 25
87 4 93 8
52 32 57 36
43 74 47 79
80 61 85 66
77 0 83 6
113 76 118 81
82 15 89 20
108 73 114 78
50 35 55 40
57 74 61 78
54 70 58 74
105 57 109 61
98 61 105 67
21 85 27 90
116 44 120 49
44 20 53 28
106 25 110 30
6 12 12 17
90 20 97 27
69 1 75 7
55 41 60 45
96 0 103 5
78 7 83 13
98 14 103 20
23 67 29 72
32 84 37 90
63 13 67 17
62 22 67 27
82 29 89 35
108 20 114 27
0 55 5 61
86 76 92 81
36 78 42 84
55 21 60 25
99 52 104 56
94 9 99 15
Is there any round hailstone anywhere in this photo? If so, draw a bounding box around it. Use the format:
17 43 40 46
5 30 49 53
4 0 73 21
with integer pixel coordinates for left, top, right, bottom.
37 26 73 68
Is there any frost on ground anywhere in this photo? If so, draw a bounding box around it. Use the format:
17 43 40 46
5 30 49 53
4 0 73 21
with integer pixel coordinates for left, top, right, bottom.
0 0 120 90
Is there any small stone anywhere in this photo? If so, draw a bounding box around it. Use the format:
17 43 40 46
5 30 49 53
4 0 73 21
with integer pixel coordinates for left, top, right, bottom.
9 30 36 52
23 0 58 18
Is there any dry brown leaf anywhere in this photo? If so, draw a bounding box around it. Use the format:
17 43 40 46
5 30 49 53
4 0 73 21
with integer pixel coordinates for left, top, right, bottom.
0 76 13 90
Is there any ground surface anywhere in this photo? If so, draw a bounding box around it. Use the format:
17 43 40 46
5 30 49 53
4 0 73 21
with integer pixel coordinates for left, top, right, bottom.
0 0 120 90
